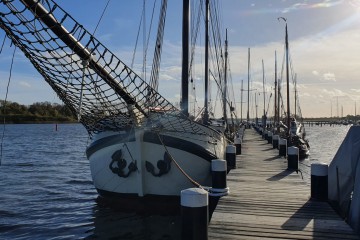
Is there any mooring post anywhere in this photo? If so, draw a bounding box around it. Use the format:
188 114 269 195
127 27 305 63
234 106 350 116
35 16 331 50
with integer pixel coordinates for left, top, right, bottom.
272 134 279 149
212 159 227 190
234 138 242 155
181 188 208 240
279 138 287 157
287 146 299 170
267 131 273 144
226 145 236 170
264 130 268 140
311 163 328 201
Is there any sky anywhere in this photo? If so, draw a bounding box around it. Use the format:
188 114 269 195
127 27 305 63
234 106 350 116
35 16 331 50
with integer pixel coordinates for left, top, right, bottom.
1 0 360 118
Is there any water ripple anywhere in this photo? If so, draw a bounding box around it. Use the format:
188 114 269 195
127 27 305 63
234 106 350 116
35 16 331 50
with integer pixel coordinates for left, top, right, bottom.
0 124 351 239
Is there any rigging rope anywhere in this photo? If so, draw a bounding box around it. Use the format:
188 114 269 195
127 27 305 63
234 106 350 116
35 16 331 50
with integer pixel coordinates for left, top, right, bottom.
156 132 201 188
0 34 6 54
189 0 202 115
145 0 157 63
131 6 144 69
279 47 286 117
142 0 146 80
288 51 304 120
77 59 89 121
92 0 111 36
131 0 158 82
148 0 167 94
157 129 229 196
0 0 218 138
0 45 16 166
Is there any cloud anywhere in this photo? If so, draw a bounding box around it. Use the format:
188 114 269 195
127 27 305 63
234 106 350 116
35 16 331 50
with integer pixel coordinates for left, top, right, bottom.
297 83 308 89
283 3 307 13
282 1 343 13
18 81 31 88
321 88 345 97
351 88 360 93
322 72 336 82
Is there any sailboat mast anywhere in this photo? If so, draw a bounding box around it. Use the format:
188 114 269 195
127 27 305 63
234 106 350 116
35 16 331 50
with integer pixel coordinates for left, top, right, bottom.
203 0 210 124
277 74 281 132
181 0 189 116
223 29 228 125
294 73 297 118
331 100 333 118
255 92 258 125
241 80 243 123
262 59 266 119
274 51 278 132
285 22 291 137
247 48 250 124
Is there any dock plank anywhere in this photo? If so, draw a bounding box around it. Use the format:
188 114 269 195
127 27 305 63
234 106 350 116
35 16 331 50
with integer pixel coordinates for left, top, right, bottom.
208 129 359 239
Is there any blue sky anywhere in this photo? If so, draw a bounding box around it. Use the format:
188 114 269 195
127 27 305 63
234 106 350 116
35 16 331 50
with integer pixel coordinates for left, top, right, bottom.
1 0 360 118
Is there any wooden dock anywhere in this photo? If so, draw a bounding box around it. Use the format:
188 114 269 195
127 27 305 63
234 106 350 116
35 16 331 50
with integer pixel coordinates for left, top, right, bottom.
208 128 359 240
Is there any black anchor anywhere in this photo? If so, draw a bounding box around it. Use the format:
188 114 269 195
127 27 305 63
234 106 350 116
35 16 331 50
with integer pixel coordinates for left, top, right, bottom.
145 152 172 177
109 149 137 178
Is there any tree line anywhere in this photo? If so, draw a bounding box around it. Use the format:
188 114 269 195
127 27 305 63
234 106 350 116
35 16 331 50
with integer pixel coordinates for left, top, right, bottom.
0 100 77 123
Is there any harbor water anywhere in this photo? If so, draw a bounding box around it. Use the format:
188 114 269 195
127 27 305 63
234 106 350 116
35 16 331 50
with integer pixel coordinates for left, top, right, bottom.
0 123 352 239
299 124 352 183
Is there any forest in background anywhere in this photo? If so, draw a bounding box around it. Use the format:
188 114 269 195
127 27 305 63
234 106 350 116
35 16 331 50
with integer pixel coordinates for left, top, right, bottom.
0 100 76 123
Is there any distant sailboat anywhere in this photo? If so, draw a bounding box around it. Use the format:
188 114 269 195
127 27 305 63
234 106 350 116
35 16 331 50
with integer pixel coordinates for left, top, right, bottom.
278 18 309 158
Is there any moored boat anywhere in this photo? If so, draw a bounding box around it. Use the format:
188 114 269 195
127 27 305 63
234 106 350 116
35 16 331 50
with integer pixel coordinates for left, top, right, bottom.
0 0 231 201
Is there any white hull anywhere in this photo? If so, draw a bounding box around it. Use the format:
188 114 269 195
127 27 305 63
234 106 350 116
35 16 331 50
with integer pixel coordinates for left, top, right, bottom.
86 125 226 197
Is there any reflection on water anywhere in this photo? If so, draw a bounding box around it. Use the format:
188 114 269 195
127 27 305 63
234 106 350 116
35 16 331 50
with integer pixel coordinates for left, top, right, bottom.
87 204 181 240
0 123 352 239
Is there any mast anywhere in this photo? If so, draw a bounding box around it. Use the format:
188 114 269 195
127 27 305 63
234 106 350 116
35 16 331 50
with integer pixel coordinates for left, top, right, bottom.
285 21 291 137
203 0 210 124
262 59 266 129
247 48 250 124
274 51 278 132
255 92 258 126
241 80 243 123
331 99 332 118
294 73 297 118
262 59 265 117
223 29 228 125
277 74 281 132
181 0 189 116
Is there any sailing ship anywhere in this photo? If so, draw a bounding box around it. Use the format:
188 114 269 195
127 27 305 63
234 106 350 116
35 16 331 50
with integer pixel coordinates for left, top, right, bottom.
0 0 232 199
277 18 309 158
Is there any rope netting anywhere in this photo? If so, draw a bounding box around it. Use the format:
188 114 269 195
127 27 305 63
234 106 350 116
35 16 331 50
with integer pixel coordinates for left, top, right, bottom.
0 0 218 139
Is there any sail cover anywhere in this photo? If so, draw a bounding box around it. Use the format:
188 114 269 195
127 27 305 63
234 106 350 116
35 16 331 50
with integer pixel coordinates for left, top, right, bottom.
0 0 214 138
